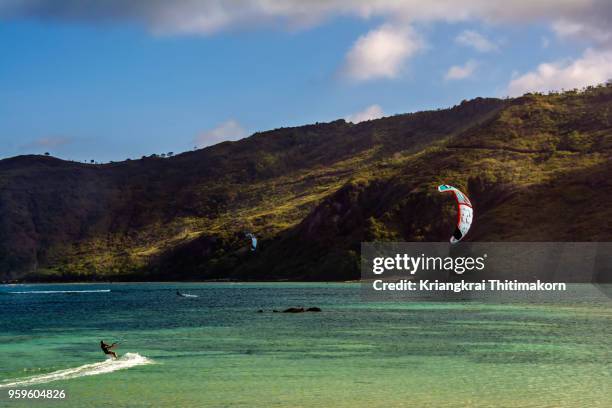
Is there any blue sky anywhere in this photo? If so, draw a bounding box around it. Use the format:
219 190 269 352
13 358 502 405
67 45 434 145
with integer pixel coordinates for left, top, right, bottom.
1 1 611 162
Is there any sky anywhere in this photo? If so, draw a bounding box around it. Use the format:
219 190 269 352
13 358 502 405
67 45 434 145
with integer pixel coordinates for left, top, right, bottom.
1 0 612 162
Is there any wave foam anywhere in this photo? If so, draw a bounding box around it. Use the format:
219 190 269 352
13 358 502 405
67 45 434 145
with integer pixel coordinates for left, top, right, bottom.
0 353 153 388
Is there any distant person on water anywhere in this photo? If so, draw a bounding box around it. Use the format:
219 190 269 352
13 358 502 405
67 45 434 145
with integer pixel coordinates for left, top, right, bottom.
100 341 118 359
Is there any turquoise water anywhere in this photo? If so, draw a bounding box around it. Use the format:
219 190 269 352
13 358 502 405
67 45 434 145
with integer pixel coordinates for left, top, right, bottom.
0 283 610 407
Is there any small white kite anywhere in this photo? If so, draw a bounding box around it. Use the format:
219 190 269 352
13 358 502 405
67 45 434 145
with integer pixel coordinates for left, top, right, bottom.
437 184 473 244
245 233 258 251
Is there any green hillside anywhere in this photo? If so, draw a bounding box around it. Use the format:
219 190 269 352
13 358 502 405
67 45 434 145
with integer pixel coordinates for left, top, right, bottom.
2 85 612 282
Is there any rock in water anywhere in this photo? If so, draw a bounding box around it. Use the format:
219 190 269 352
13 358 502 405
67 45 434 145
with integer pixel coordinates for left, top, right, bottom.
282 307 305 313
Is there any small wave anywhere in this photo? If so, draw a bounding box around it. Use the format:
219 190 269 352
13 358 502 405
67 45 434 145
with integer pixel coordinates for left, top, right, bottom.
180 293 199 298
0 353 153 388
8 290 111 294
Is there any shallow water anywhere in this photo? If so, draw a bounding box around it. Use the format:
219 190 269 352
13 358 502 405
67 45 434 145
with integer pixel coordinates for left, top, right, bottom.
0 283 610 407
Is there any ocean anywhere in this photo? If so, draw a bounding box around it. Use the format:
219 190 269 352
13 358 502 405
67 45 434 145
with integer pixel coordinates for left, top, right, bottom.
0 283 610 407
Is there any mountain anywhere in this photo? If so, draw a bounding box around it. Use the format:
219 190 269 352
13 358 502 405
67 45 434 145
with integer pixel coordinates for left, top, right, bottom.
2 84 612 282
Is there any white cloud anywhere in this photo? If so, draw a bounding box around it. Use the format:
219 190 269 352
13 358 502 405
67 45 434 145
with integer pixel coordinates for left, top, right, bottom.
551 19 612 44
455 30 497 52
506 48 612 96
195 120 248 148
445 60 478 80
4 0 612 91
541 36 550 48
343 24 422 81
3 1 612 43
346 105 384 123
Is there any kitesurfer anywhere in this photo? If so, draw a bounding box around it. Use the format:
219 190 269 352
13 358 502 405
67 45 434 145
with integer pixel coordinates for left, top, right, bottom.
100 340 118 359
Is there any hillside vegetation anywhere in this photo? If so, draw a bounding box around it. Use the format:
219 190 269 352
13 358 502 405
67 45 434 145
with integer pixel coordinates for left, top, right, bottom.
2 85 612 281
